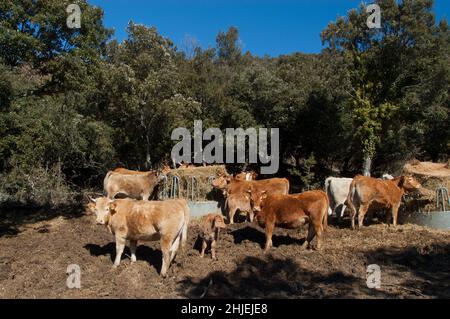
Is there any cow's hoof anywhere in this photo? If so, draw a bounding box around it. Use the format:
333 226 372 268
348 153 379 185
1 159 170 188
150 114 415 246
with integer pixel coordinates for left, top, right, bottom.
112 264 119 269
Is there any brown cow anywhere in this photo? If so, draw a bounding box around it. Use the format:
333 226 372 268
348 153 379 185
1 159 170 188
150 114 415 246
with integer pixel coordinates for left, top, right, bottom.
212 176 290 223
346 175 421 229
90 197 190 277
247 189 328 252
103 170 165 200
225 192 254 224
235 171 258 181
213 176 289 196
199 213 227 259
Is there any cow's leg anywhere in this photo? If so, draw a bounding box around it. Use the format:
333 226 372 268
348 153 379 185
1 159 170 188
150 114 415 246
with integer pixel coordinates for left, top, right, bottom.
169 234 181 264
248 211 254 223
392 204 400 227
129 240 137 263
306 223 316 249
385 207 392 224
228 206 236 224
141 192 150 201
160 237 172 277
200 240 207 258
264 223 274 253
113 237 126 268
211 240 217 260
340 204 346 218
358 204 369 228
350 203 357 230
315 221 324 250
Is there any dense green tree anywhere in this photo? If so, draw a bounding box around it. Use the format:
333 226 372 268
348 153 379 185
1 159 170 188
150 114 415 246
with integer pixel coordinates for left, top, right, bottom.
321 0 449 175
0 0 448 206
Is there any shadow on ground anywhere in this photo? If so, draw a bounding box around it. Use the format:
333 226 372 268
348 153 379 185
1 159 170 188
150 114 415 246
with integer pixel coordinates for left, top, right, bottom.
364 243 450 298
178 255 401 298
84 242 163 273
0 205 84 238
230 226 306 248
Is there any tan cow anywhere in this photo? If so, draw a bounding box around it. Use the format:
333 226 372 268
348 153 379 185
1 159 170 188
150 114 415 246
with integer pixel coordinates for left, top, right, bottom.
346 175 421 229
113 166 171 175
113 167 154 175
247 189 328 252
90 197 189 277
103 170 165 200
212 176 290 223
199 213 226 259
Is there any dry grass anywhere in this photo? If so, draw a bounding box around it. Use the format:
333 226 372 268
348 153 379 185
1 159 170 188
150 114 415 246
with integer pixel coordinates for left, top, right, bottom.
158 165 227 200
402 160 450 212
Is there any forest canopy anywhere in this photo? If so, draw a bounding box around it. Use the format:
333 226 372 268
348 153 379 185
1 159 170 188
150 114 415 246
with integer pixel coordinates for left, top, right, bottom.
0 0 448 206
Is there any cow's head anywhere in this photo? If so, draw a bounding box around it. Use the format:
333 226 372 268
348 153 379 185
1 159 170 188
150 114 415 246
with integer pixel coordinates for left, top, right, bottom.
212 175 230 190
89 197 114 225
400 175 421 193
213 215 226 229
246 188 267 213
161 164 171 175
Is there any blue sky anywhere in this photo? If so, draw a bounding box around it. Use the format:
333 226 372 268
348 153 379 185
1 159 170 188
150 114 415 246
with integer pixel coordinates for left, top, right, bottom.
89 0 449 56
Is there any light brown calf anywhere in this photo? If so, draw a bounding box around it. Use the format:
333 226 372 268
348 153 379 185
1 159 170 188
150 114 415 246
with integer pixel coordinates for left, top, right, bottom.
199 214 226 259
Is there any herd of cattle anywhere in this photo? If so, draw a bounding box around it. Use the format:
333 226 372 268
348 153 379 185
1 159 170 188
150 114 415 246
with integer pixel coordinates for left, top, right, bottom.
86 167 422 277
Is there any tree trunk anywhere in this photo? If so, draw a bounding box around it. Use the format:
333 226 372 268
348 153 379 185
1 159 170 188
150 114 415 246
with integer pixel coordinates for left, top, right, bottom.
363 156 372 176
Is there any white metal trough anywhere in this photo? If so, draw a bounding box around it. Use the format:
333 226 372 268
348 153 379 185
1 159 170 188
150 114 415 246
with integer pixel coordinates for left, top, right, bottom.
402 211 450 230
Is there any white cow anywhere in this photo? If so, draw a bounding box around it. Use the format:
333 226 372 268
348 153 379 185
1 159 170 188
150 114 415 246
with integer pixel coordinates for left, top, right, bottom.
324 177 353 217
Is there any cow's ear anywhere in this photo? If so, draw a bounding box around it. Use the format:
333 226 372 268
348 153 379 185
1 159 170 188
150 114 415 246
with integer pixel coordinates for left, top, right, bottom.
85 202 96 215
109 202 118 215
214 216 226 229
398 176 405 187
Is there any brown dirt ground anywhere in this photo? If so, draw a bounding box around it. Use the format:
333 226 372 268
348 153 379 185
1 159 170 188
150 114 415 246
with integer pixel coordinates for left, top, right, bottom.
1 209 449 299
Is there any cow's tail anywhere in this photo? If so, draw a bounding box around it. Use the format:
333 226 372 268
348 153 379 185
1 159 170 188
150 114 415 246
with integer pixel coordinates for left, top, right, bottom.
181 203 190 250
324 177 333 215
103 171 113 196
346 179 357 216
170 217 185 257
322 193 329 231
